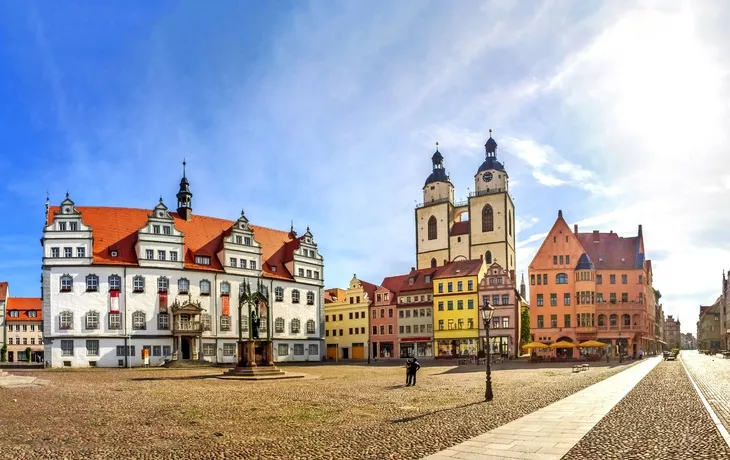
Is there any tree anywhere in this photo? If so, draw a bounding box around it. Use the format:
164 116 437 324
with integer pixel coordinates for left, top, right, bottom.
520 308 531 351
0 343 6 362
25 347 32 362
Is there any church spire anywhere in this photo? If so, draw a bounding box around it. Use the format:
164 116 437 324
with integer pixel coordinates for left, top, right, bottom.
485 129 498 158
520 273 526 299
176 158 193 221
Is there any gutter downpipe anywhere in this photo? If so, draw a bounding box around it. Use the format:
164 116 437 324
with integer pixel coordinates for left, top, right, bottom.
124 266 129 368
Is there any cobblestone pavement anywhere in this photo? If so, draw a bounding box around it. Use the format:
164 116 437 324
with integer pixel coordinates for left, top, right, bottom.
682 350 730 437
0 362 636 460
563 360 730 460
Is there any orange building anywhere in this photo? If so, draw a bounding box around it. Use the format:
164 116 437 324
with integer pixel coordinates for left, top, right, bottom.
528 210 658 358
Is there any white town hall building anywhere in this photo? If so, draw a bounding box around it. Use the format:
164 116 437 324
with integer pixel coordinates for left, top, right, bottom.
41 166 325 367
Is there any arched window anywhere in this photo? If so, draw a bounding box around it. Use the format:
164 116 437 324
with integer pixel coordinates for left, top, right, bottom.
178 278 189 294
274 286 284 301
85 311 99 330
85 274 99 292
292 289 300 303
157 277 168 293
275 317 285 333
132 311 146 330
200 280 211 295
597 314 606 326
508 210 512 236
306 319 316 334
430 258 437 268
427 216 437 240
60 274 73 292
482 204 494 232
108 275 121 291
485 250 492 264
291 318 301 333
306 291 315 305
622 314 631 326
59 311 73 329
220 282 230 296
556 273 568 284
609 314 618 326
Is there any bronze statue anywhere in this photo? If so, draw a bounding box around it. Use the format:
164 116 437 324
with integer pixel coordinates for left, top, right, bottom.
251 306 260 340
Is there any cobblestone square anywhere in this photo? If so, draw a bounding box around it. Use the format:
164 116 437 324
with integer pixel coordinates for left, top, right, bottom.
0 361 635 459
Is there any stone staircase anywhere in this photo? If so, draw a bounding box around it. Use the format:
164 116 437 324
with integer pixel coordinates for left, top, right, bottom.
220 365 304 380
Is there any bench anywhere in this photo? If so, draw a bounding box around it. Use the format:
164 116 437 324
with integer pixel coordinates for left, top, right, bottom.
572 364 590 373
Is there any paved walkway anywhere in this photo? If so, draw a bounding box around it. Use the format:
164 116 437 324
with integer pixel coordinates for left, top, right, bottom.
681 350 730 444
0 371 50 388
423 357 661 460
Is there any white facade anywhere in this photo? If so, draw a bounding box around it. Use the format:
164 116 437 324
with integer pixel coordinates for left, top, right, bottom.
41 193 325 368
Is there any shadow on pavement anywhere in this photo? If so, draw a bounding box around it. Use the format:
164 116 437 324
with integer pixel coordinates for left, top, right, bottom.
391 400 484 423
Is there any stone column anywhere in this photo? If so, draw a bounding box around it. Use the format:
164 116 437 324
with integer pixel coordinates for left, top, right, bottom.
198 335 203 361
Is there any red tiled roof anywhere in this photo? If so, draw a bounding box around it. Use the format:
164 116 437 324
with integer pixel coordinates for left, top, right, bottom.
359 280 380 304
450 221 470 236
434 259 483 280
575 232 640 270
379 274 411 305
0 282 7 301
398 267 439 292
6 298 42 321
47 206 299 280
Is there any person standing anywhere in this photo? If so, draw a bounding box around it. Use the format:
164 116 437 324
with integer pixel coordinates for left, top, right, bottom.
406 357 421 386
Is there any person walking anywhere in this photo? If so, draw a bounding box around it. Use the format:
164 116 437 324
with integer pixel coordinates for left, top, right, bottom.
406 357 421 386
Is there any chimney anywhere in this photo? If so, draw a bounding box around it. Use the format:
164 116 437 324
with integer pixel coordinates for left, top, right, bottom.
558 209 563 219
574 224 578 234
443 259 448 265
593 230 599 243
480 254 484 262
411 267 415 272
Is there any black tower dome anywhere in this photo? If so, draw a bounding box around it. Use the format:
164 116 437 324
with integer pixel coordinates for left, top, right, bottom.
176 159 193 220
424 142 451 186
477 129 505 173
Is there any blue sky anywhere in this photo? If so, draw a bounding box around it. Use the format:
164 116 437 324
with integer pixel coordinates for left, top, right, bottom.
1 1 729 326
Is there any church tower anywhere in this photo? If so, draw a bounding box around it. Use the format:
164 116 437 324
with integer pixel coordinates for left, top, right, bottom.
415 143 456 269
176 159 193 221
467 130 516 272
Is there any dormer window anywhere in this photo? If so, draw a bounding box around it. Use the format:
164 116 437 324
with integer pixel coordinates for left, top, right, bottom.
194 255 211 265
153 225 160 234
63 207 71 214
70 222 77 231
110 250 118 257
306 238 311 243
271 266 278 272
163 226 171 235
59 222 66 231
9 310 19 318
244 237 251 246
157 211 164 218
236 236 242 244
28 310 37 318
425 275 431 283
409 277 414 285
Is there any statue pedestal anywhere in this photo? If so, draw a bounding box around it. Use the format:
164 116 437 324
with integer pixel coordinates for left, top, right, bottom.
224 340 294 380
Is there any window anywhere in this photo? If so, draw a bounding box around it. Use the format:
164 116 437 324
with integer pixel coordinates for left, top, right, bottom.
108 275 121 291
170 251 178 262
29 311 37 318
372 325 378 335
158 250 166 261
146 249 154 260
485 250 492 264
200 280 211 295
543 274 548 285
564 293 571 306
157 277 168 293
153 225 160 234
85 311 99 330
536 294 543 306
292 290 300 303
501 317 509 329
467 299 474 309
308 344 318 356
530 274 535 285
622 274 627 284
64 247 72 258
314 271 320 279
559 255 564 265
299 268 305 277
51 247 59 258
550 294 557 306
291 318 301 333
556 273 568 284
565 256 570 264
250 260 257 270
294 344 304 355
278 344 289 356
622 293 629 302
306 319 315 334
220 282 230 296
307 291 315 305
467 280 473 290
178 278 189 294
163 226 171 235
59 222 67 231
129 311 145 330
60 275 73 292
550 315 558 328
438 320 444 330
457 281 463 292
447 301 453 310
194 255 211 265
86 274 99 291
306 269 312 278
427 216 437 240
244 237 252 246
132 275 144 292
275 318 285 333
596 274 602 284
61 340 74 357
109 313 121 329
564 314 571 328
162 345 171 357
482 204 494 232
223 343 236 356
203 344 215 356
59 311 73 329
158 313 169 330
553 256 558 265
77 247 85 258
447 282 453 293
86 340 99 356
230 258 237 268
457 300 464 310
610 274 616 284
220 315 231 331
610 293 617 303
273 286 284 302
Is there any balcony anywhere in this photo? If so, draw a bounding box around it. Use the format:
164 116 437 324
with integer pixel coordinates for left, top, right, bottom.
576 326 597 334
173 321 203 333
415 198 467 209
469 188 507 197
596 302 647 312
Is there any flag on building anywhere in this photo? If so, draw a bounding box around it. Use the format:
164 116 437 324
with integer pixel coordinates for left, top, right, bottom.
110 290 120 313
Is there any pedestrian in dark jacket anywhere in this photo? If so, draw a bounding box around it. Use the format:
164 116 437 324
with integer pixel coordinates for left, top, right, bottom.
406 357 421 386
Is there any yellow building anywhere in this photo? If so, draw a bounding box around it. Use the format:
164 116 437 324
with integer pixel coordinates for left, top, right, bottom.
324 275 378 360
415 133 516 273
432 259 486 357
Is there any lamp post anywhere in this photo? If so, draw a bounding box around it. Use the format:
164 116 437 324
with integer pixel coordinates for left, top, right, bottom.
481 300 495 401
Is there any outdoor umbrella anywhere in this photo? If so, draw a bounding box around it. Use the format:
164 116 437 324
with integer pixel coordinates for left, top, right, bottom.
549 341 577 349
522 342 548 349
578 340 607 348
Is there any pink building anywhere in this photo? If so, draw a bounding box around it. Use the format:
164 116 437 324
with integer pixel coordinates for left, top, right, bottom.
479 263 523 358
370 275 408 359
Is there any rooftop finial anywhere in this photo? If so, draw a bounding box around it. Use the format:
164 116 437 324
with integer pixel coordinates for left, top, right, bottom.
182 158 187 178
290 220 294 232
241 208 245 216
65 191 69 199
436 141 439 152
46 190 50 201
489 128 492 137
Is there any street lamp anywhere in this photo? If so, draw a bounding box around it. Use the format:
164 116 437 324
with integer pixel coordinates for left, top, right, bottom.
480 300 495 401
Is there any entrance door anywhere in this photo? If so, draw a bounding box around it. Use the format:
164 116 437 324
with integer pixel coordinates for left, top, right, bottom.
352 344 364 359
7 351 13 362
372 342 378 358
342 347 350 359
181 338 191 360
326 344 337 359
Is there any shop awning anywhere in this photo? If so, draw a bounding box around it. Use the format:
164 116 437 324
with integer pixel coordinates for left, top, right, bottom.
400 337 431 342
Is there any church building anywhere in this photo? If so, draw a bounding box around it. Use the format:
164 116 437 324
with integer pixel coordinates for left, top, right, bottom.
41 163 325 367
415 131 516 273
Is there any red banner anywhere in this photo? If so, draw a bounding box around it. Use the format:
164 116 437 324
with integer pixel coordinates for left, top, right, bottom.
222 296 230 316
159 293 168 312
110 290 120 313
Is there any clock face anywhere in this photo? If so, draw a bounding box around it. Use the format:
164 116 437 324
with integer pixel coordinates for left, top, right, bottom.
482 172 493 182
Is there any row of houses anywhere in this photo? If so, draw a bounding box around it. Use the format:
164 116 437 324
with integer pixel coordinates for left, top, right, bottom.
323 260 529 361
0 282 43 362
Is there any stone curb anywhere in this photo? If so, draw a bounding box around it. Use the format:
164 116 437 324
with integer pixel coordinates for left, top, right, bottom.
681 354 730 448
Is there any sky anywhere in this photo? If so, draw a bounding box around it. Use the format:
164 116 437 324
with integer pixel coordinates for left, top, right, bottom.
1 0 729 327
